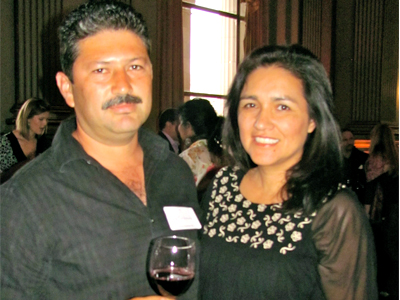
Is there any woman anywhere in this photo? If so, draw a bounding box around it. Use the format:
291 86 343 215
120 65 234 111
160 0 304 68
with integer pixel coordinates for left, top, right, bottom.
0 97 51 183
178 98 226 188
199 45 377 300
364 123 398 298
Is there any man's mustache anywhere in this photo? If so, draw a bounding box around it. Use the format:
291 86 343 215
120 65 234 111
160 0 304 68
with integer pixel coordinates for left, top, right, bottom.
102 95 142 110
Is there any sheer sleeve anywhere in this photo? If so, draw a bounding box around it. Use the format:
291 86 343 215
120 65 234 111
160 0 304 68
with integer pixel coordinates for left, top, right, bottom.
311 189 378 300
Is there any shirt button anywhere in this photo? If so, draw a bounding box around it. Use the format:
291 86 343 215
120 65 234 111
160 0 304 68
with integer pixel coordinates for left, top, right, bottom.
86 160 91 165
151 219 155 223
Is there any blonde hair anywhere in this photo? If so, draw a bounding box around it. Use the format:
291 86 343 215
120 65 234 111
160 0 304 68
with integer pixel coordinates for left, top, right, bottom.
369 123 399 176
16 98 51 139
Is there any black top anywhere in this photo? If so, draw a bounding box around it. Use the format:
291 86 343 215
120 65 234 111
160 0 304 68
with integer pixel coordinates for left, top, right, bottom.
342 146 369 202
1 117 200 300
199 166 377 300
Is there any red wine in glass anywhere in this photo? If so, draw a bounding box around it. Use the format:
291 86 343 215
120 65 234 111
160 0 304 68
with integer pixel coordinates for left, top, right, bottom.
150 267 194 296
148 236 196 297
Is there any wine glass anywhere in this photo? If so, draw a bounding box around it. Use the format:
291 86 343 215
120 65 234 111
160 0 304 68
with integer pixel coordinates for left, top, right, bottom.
147 235 196 298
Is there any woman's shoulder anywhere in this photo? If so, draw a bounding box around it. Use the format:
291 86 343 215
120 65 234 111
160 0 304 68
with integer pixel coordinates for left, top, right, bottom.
312 188 367 231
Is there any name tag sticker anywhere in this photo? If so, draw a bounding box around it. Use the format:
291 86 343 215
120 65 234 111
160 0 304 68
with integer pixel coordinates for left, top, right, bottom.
163 206 202 231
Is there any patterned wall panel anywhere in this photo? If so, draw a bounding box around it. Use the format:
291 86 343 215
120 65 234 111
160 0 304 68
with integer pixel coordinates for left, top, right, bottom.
352 0 384 122
15 0 64 105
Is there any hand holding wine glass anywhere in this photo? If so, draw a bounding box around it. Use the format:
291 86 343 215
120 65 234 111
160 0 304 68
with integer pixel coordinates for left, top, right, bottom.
148 236 196 298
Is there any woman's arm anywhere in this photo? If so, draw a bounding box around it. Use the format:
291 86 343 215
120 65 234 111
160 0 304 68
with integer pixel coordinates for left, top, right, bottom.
311 189 378 300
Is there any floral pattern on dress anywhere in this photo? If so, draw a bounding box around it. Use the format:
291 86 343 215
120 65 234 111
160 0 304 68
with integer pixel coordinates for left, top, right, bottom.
179 139 214 186
0 133 19 172
203 166 318 255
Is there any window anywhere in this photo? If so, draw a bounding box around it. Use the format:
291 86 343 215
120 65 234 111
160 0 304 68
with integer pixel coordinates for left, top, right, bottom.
182 0 247 115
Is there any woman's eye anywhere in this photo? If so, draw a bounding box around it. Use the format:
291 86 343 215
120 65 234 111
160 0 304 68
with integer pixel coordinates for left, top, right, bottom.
244 103 256 108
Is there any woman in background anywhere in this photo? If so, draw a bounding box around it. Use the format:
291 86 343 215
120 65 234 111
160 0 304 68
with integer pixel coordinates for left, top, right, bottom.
0 97 51 183
178 98 226 192
199 45 377 300
364 123 399 299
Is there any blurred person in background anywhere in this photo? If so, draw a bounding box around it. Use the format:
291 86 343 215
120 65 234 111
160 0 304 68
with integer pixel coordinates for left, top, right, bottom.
157 108 180 154
341 128 369 203
364 123 399 299
178 98 227 190
0 97 51 183
199 45 377 300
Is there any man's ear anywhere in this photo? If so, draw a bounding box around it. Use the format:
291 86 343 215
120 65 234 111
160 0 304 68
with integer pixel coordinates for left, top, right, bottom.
55 72 75 108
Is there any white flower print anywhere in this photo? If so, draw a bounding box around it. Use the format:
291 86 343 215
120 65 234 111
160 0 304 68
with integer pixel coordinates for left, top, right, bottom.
231 211 242 220
209 228 216 237
277 229 285 242
294 211 303 218
264 215 272 227
243 200 252 208
226 236 239 243
258 204 267 212
291 231 302 242
219 186 228 194
226 191 233 202
218 225 226 237
251 220 262 229
271 203 282 211
220 214 229 223
247 209 256 221
227 223 236 232
215 195 223 203
211 190 216 199
234 194 243 202
267 225 277 235
241 234 250 243
272 213 282 222
228 204 237 213
298 218 312 228
280 243 296 254
237 217 246 225
221 176 229 184
263 239 274 249
285 222 295 231
212 207 219 217
231 182 239 192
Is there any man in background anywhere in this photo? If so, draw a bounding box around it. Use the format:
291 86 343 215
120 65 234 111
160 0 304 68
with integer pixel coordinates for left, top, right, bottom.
158 108 180 154
341 128 369 203
1 1 200 299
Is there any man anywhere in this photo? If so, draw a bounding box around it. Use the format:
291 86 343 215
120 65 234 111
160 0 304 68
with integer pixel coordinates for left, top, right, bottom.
158 108 180 154
1 1 200 299
341 128 369 203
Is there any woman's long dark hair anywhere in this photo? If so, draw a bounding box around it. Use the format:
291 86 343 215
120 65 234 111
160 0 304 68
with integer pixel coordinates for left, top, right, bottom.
224 45 343 214
178 98 225 161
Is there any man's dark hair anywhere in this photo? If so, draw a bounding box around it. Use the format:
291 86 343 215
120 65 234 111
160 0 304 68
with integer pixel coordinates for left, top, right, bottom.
58 0 150 81
341 127 354 134
158 108 178 130
224 44 343 214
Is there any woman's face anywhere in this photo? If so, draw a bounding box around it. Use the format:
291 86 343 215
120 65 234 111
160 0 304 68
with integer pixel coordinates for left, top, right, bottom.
28 111 50 136
178 117 194 141
238 66 315 171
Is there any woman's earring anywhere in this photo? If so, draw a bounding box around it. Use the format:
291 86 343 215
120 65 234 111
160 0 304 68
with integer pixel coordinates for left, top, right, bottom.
184 138 192 147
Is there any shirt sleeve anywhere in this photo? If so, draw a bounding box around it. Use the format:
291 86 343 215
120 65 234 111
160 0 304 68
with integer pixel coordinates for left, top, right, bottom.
311 189 378 300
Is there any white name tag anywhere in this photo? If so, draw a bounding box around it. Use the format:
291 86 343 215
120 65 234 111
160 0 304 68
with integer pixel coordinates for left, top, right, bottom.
163 206 202 231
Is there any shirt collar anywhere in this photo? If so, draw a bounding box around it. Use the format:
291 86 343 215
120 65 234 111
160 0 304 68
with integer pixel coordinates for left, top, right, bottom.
51 116 170 172
161 130 180 154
